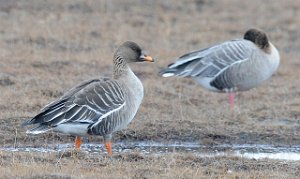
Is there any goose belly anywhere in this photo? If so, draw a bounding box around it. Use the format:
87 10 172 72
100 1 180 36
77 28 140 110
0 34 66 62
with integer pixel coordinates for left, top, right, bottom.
114 82 144 131
194 57 279 92
88 78 144 136
211 59 278 92
89 95 143 136
193 76 221 92
53 123 90 136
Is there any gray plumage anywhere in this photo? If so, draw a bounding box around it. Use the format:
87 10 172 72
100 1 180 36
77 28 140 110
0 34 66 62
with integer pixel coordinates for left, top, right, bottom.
23 41 155 144
161 29 280 92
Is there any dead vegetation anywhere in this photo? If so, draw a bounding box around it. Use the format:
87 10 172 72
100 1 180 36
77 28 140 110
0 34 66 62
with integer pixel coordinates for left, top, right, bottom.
0 151 300 178
0 0 299 178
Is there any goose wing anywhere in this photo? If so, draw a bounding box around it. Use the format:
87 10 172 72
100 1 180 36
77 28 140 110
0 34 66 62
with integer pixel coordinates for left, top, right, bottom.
165 39 255 78
24 78 125 127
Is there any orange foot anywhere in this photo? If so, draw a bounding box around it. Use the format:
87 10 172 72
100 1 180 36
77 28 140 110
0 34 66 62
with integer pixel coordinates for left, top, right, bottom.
75 136 83 150
105 141 112 156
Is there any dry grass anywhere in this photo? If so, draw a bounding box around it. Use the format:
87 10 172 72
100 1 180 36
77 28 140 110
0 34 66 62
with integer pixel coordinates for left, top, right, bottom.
0 0 300 178
0 151 300 178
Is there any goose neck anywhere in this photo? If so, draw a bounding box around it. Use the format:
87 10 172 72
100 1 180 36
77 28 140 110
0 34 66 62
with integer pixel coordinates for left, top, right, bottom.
113 58 130 79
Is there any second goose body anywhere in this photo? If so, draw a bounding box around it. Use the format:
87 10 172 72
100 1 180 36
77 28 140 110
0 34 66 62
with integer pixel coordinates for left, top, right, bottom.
161 29 280 109
23 41 155 155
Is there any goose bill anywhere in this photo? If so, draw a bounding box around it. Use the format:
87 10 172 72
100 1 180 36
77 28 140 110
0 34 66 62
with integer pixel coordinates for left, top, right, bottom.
140 54 155 62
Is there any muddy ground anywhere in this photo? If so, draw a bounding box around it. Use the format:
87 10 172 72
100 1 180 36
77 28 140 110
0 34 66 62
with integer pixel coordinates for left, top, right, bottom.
0 0 300 178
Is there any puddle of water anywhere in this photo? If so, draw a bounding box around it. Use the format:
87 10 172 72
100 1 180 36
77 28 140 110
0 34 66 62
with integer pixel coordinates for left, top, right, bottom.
235 151 300 161
1 141 300 161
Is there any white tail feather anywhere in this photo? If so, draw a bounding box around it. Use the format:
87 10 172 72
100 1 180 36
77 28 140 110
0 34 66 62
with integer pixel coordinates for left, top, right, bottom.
162 73 174 77
26 127 51 135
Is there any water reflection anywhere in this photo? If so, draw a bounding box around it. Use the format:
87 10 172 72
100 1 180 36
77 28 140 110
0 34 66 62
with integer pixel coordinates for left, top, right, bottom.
1 141 300 161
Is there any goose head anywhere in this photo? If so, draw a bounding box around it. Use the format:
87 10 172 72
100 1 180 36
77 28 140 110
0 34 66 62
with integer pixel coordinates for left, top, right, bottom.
244 28 270 52
115 41 155 64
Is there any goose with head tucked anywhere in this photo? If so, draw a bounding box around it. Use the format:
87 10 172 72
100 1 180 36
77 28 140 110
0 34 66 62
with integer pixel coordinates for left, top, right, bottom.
161 28 280 110
23 41 155 155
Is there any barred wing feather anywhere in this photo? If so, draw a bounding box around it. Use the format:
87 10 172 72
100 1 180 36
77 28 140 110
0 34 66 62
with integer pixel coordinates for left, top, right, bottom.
24 78 125 127
168 39 254 78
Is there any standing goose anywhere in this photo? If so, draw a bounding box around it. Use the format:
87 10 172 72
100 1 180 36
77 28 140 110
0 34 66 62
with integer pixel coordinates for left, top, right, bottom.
161 28 280 110
22 41 155 155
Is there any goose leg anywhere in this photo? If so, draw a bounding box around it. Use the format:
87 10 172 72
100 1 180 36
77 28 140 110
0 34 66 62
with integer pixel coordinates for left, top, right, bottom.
105 141 112 156
75 136 83 150
104 134 113 156
228 92 235 111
